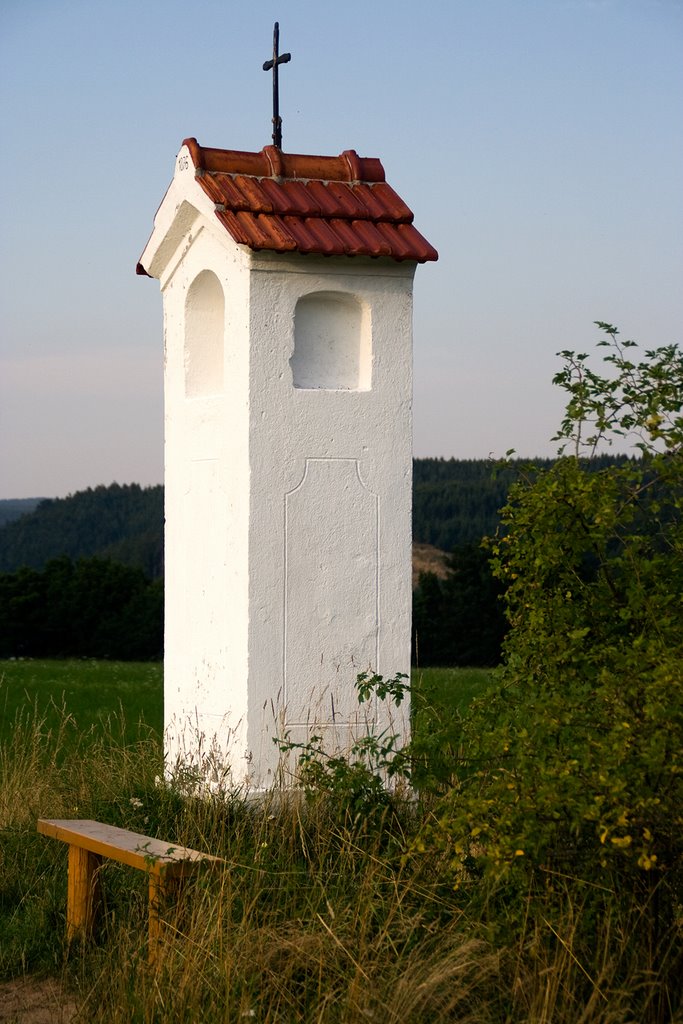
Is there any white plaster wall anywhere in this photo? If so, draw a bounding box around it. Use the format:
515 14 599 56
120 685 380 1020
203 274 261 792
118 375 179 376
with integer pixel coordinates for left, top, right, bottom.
159 215 252 786
245 254 415 787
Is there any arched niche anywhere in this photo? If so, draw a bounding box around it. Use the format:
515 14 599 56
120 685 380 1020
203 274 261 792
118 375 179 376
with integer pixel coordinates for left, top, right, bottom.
291 291 370 390
184 270 225 398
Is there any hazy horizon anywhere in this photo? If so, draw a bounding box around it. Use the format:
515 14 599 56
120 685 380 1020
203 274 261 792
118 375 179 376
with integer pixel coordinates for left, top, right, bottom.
2 0 681 499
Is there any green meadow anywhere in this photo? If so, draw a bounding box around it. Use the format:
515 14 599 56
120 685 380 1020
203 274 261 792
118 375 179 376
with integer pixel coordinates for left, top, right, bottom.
0 659 677 1022
0 659 164 746
0 660 491 750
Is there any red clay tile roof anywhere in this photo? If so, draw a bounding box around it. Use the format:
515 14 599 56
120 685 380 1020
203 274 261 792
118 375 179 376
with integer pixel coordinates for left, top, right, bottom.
140 138 437 270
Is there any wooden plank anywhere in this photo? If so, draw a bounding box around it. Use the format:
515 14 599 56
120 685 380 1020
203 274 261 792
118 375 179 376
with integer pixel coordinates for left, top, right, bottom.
38 819 222 876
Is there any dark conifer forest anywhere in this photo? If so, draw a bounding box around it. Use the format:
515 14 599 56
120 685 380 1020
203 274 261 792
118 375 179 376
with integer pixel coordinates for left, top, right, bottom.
0 457 635 663
0 497 44 528
0 485 164 660
0 483 163 578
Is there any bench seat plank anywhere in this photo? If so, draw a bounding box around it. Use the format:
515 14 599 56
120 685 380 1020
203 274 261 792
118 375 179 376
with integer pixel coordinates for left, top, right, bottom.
38 819 222 875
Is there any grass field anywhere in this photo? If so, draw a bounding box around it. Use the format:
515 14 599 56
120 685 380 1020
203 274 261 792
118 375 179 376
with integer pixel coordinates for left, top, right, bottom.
414 665 498 715
0 659 163 747
0 660 676 1023
0 660 494 750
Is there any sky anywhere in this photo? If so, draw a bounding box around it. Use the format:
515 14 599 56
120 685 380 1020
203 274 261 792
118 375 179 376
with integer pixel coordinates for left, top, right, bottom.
1 0 681 499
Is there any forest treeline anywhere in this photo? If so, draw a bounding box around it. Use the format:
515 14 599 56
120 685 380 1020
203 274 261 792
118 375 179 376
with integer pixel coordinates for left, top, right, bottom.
0 556 163 660
3 467 507 571
0 483 163 578
0 484 164 660
0 457 637 663
412 454 637 549
0 458 635 575
0 497 43 528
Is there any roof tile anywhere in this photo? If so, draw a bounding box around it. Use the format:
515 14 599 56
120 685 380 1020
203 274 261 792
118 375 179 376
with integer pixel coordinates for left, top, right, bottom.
200 173 246 209
261 178 321 217
181 138 437 263
232 175 274 214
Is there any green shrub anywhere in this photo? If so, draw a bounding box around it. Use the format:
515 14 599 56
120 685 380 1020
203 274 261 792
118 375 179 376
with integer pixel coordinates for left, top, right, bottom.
412 327 683 1019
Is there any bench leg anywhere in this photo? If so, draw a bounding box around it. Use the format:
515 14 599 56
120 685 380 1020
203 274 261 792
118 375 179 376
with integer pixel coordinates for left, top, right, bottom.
67 846 101 944
148 873 163 965
148 872 186 966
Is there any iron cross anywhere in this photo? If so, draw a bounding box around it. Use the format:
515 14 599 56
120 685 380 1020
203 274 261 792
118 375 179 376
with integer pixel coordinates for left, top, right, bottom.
262 22 291 150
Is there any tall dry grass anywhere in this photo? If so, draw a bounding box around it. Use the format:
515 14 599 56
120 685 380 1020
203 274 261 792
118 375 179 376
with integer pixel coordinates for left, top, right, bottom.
1 696 680 1022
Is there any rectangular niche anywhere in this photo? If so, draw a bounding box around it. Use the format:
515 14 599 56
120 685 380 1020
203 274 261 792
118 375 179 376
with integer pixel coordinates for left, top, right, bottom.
291 291 371 390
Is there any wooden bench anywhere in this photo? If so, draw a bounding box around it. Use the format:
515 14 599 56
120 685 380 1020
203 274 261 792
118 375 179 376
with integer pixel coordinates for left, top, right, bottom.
38 819 222 962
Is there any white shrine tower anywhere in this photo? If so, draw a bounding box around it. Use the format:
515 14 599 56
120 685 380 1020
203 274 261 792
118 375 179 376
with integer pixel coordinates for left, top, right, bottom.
138 137 437 789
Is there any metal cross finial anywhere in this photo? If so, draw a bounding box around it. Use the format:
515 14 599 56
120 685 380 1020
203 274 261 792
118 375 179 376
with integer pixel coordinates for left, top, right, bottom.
262 22 291 150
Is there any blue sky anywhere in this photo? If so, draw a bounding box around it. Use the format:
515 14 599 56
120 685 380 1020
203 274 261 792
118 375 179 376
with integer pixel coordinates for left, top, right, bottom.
1 0 681 498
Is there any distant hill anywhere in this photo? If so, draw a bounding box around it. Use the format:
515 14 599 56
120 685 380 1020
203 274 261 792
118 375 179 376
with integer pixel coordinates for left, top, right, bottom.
412 454 635 551
0 498 45 528
1 466 485 579
0 483 163 579
413 458 523 550
0 457 636 580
